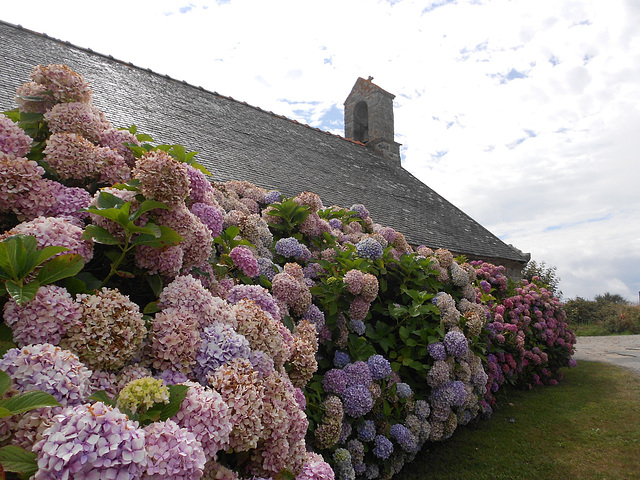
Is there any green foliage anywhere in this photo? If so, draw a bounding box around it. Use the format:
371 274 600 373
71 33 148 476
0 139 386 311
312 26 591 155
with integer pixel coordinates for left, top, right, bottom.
0 370 60 479
123 125 212 176
82 190 182 289
0 235 83 305
522 259 562 297
565 293 638 334
265 198 311 241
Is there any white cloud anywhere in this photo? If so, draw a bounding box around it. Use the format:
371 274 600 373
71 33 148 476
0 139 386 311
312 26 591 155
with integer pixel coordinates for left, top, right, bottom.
2 0 639 301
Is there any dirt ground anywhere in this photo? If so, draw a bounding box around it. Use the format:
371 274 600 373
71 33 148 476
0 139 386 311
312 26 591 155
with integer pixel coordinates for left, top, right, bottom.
573 334 640 374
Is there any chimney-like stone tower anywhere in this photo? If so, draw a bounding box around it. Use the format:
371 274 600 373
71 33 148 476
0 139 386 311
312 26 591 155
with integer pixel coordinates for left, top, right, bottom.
344 77 401 163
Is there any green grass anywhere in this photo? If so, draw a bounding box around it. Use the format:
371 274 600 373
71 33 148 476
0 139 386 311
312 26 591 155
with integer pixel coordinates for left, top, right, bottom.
399 361 640 480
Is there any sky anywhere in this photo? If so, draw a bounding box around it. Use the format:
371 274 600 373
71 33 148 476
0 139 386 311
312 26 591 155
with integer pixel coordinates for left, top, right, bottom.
3 0 640 302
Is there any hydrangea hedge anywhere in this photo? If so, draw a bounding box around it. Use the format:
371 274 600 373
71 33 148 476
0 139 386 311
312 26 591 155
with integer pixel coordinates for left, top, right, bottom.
0 65 576 480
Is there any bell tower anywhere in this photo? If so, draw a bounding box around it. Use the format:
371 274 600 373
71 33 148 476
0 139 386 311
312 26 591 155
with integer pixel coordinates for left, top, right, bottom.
344 76 401 163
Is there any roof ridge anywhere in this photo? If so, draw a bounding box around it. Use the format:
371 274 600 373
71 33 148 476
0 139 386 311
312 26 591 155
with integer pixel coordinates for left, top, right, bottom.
0 19 368 148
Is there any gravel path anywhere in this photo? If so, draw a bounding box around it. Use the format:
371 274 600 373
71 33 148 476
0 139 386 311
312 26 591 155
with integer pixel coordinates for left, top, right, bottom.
573 334 640 374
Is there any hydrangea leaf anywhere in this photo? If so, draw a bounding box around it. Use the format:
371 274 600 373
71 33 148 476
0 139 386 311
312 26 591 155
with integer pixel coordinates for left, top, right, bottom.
0 371 10 397
131 225 182 248
0 391 60 416
131 199 170 221
159 384 189 421
4 280 40 306
87 390 117 407
82 225 120 245
35 253 84 286
0 445 37 479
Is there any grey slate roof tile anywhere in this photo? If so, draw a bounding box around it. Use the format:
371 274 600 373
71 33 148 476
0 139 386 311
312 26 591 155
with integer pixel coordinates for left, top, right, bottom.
0 20 529 265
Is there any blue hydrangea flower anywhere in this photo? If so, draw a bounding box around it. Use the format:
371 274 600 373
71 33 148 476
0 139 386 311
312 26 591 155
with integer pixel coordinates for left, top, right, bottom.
341 384 373 417
357 420 377 442
334 351 351 368
372 435 394 460
194 323 251 383
350 204 370 219
432 380 467 407
396 382 412 399
414 399 431 420
366 354 392 381
349 319 366 336
355 237 383 260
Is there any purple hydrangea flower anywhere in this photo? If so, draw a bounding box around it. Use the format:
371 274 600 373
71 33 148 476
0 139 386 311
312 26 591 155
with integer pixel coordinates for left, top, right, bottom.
328 218 343 230
275 236 304 258
389 423 419 453
343 361 372 387
350 204 370 219
322 369 348 395
366 354 392 381
256 257 279 281
414 399 431 420
334 351 351 368
444 330 469 358
264 190 282 204
357 420 377 442
191 202 224 237
226 284 280 321
341 384 373 417
428 342 447 361
355 237 384 260
372 435 394 460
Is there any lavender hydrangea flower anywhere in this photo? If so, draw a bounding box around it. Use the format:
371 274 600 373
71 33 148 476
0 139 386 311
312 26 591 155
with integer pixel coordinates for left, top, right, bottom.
334 351 351 368
355 237 383 260
366 354 392 381
341 384 373 418
444 330 469 358
372 435 394 460
194 323 251 382
0 344 91 406
32 402 147 479
414 400 431 420
226 284 281 321
303 304 326 331
427 342 447 361
329 218 343 230
357 420 377 442
350 204 370 219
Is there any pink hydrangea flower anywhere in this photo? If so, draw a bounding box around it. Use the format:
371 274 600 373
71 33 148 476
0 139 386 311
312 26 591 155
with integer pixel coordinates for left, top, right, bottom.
229 246 259 277
133 150 190 207
0 114 32 157
60 288 147 371
143 419 206 480
44 102 110 143
1 215 93 263
172 381 232 461
3 284 81 346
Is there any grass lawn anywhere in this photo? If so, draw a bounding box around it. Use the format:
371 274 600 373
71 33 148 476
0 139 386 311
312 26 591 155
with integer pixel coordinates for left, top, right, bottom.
399 361 640 480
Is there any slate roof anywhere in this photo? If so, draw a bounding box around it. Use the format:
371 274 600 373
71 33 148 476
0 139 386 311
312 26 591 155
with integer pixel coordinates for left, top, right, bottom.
0 20 529 265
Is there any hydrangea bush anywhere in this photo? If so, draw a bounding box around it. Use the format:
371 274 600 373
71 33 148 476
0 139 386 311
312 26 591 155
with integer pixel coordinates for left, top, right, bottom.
0 65 575 480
